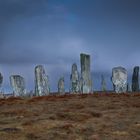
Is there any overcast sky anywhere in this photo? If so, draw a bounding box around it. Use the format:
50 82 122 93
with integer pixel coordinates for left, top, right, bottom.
0 0 140 93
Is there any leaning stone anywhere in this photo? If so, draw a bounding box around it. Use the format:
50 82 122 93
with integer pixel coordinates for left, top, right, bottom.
70 63 80 93
35 65 50 96
111 66 127 93
132 66 139 92
58 77 65 95
80 53 92 93
10 75 26 97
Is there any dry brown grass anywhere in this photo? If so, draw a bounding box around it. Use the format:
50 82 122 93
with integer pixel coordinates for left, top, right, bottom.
0 93 140 140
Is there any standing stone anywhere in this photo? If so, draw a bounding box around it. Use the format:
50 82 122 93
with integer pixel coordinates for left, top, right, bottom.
101 75 106 91
127 83 132 92
111 67 127 93
0 73 3 93
0 73 3 87
10 75 26 97
132 66 139 92
80 53 92 93
35 65 50 96
70 63 80 93
58 77 65 95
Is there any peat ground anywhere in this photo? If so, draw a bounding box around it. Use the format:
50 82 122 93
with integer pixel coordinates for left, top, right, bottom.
0 93 140 140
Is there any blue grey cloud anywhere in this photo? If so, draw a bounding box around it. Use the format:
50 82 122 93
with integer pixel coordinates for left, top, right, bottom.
0 0 140 92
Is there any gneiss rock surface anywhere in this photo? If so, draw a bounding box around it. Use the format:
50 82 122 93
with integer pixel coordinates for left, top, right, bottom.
80 53 92 93
111 67 127 93
70 63 80 93
132 66 139 92
58 77 65 95
10 75 26 97
35 65 50 96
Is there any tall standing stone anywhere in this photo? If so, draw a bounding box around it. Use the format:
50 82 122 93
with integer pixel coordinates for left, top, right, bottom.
101 75 106 91
58 77 65 95
80 53 92 93
111 66 127 93
10 75 26 97
0 73 3 87
132 66 139 92
0 73 3 93
70 63 80 93
35 65 50 96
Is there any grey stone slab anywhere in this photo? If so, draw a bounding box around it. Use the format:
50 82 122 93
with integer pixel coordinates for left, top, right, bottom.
10 75 26 97
111 66 127 93
35 65 50 96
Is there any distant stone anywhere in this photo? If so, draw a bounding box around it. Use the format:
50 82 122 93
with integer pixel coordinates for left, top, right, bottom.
101 75 106 91
58 77 65 95
10 75 26 97
111 67 127 93
0 93 4 98
132 66 139 92
70 63 80 93
35 65 50 96
127 83 132 92
80 53 92 93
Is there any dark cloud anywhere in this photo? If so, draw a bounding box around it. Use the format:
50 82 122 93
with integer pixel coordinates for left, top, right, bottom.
0 0 47 45
0 0 47 19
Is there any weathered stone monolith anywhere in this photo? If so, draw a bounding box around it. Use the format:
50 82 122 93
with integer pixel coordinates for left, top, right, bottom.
10 75 26 97
80 53 92 93
70 63 80 93
35 65 50 96
132 66 139 92
111 67 127 93
58 77 65 95
101 75 106 91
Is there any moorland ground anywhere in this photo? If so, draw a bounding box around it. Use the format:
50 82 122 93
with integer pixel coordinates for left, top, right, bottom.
0 93 140 140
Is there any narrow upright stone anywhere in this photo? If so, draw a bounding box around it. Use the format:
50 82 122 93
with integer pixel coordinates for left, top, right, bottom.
0 72 3 95
111 66 127 93
80 53 92 93
35 65 50 96
127 83 132 92
10 75 26 97
70 63 80 93
101 75 106 91
58 77 65 95
0 73 3 87
132 66 139 92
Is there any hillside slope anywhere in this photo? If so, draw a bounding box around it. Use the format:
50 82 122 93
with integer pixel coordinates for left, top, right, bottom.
0 93 140 140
